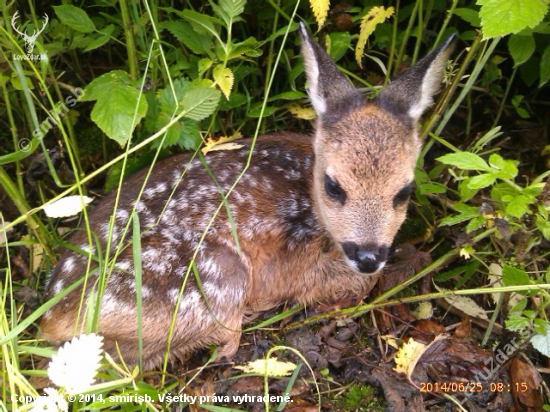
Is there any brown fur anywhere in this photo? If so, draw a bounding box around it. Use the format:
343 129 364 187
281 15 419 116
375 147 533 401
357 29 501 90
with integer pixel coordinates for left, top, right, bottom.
40 26 455 369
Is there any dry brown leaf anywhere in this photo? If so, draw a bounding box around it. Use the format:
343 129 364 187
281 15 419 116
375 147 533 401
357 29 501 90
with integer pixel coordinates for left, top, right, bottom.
434 284 489 321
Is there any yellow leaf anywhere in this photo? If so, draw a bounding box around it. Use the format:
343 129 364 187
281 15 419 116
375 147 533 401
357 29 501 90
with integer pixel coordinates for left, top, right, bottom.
393 335 448 378
379 335 400 349
234 357 297 377
309 0 330 28
213 64 234 100
201 131 243 155
287 103 316 120
355 6 394 68
393 338 427 375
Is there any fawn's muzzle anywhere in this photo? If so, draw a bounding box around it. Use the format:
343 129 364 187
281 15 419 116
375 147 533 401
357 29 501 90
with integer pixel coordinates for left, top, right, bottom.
342 243 389 274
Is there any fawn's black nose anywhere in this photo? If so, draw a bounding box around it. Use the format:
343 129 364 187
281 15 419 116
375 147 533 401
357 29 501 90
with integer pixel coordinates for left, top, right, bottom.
341 243 389 274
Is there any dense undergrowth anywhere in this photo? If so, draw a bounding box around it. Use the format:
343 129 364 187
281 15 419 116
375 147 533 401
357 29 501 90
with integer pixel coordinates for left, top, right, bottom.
1 0 550 410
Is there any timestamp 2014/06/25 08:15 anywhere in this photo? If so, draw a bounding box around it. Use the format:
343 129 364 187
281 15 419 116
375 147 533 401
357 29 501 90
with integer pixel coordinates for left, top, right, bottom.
419 381 529 393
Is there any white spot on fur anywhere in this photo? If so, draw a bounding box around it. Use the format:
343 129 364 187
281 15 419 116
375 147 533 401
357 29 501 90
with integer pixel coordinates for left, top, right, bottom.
141 286 151 299
116 209 129 221
61 257 75 273
52 279 65 294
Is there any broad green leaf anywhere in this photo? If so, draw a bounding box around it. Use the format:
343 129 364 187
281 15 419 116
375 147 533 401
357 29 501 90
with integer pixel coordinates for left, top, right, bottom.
81 70 133 101
439 203 479 226
53 5 96 33
502 265 531 287
466 215 486 233
248 105 277 118
536 215 550 240
268 91 306 102
179 10 222 44
467 173 496 189
477 0 549 39
505 194 533 218
488 154 518 179
437 152 491 171
328 31 351 62
226 37 261 60
418 182 447 195
158 78 190 112
531 322 550 357
505 314 530 332
90 83 148 146
508 33 535 67
540 44 550 87
459 179 479 202
181 87 221 121
161 21 212 54
213 65 234 100
84 25 114 52
211 0 246 28
454 7 481 27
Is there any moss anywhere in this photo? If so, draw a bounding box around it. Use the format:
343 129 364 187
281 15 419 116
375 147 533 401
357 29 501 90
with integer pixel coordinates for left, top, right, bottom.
332 384 385 412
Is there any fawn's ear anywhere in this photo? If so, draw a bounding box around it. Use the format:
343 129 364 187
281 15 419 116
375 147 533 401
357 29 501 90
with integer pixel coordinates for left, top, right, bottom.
299 23 359 116
376 34 456 123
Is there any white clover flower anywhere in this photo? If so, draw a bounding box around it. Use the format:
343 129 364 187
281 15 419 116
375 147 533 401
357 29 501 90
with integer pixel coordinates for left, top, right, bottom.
31 388 68 412
48 333 104 394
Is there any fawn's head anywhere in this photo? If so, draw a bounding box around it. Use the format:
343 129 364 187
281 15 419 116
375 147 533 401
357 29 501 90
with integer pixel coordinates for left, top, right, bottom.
300 24 454 274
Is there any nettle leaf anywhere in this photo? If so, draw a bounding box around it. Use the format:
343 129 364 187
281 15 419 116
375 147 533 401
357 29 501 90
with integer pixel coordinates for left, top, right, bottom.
53 5 96 33
90 84 148 146
508 33 535 67
81 70 133 101
437 152 491 172
158 78 190 112
181 87 221 121
505 314 530 332
82 71 148 146
531 322 550 357
477 0 549 39
467 173 496 190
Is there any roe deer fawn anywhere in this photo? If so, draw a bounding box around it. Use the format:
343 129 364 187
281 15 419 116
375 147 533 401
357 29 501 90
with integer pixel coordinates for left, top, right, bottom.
41 24 455 369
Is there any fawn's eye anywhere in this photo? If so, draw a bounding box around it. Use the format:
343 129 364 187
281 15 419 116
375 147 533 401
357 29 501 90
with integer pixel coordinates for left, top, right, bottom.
393 183 414 208
324 174 346 204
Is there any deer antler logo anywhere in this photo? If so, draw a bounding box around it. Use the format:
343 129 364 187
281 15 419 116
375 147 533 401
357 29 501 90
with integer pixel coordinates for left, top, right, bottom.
11 11 49 54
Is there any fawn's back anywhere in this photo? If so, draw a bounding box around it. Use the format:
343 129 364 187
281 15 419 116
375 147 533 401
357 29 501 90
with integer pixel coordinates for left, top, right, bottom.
41 25 455 369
